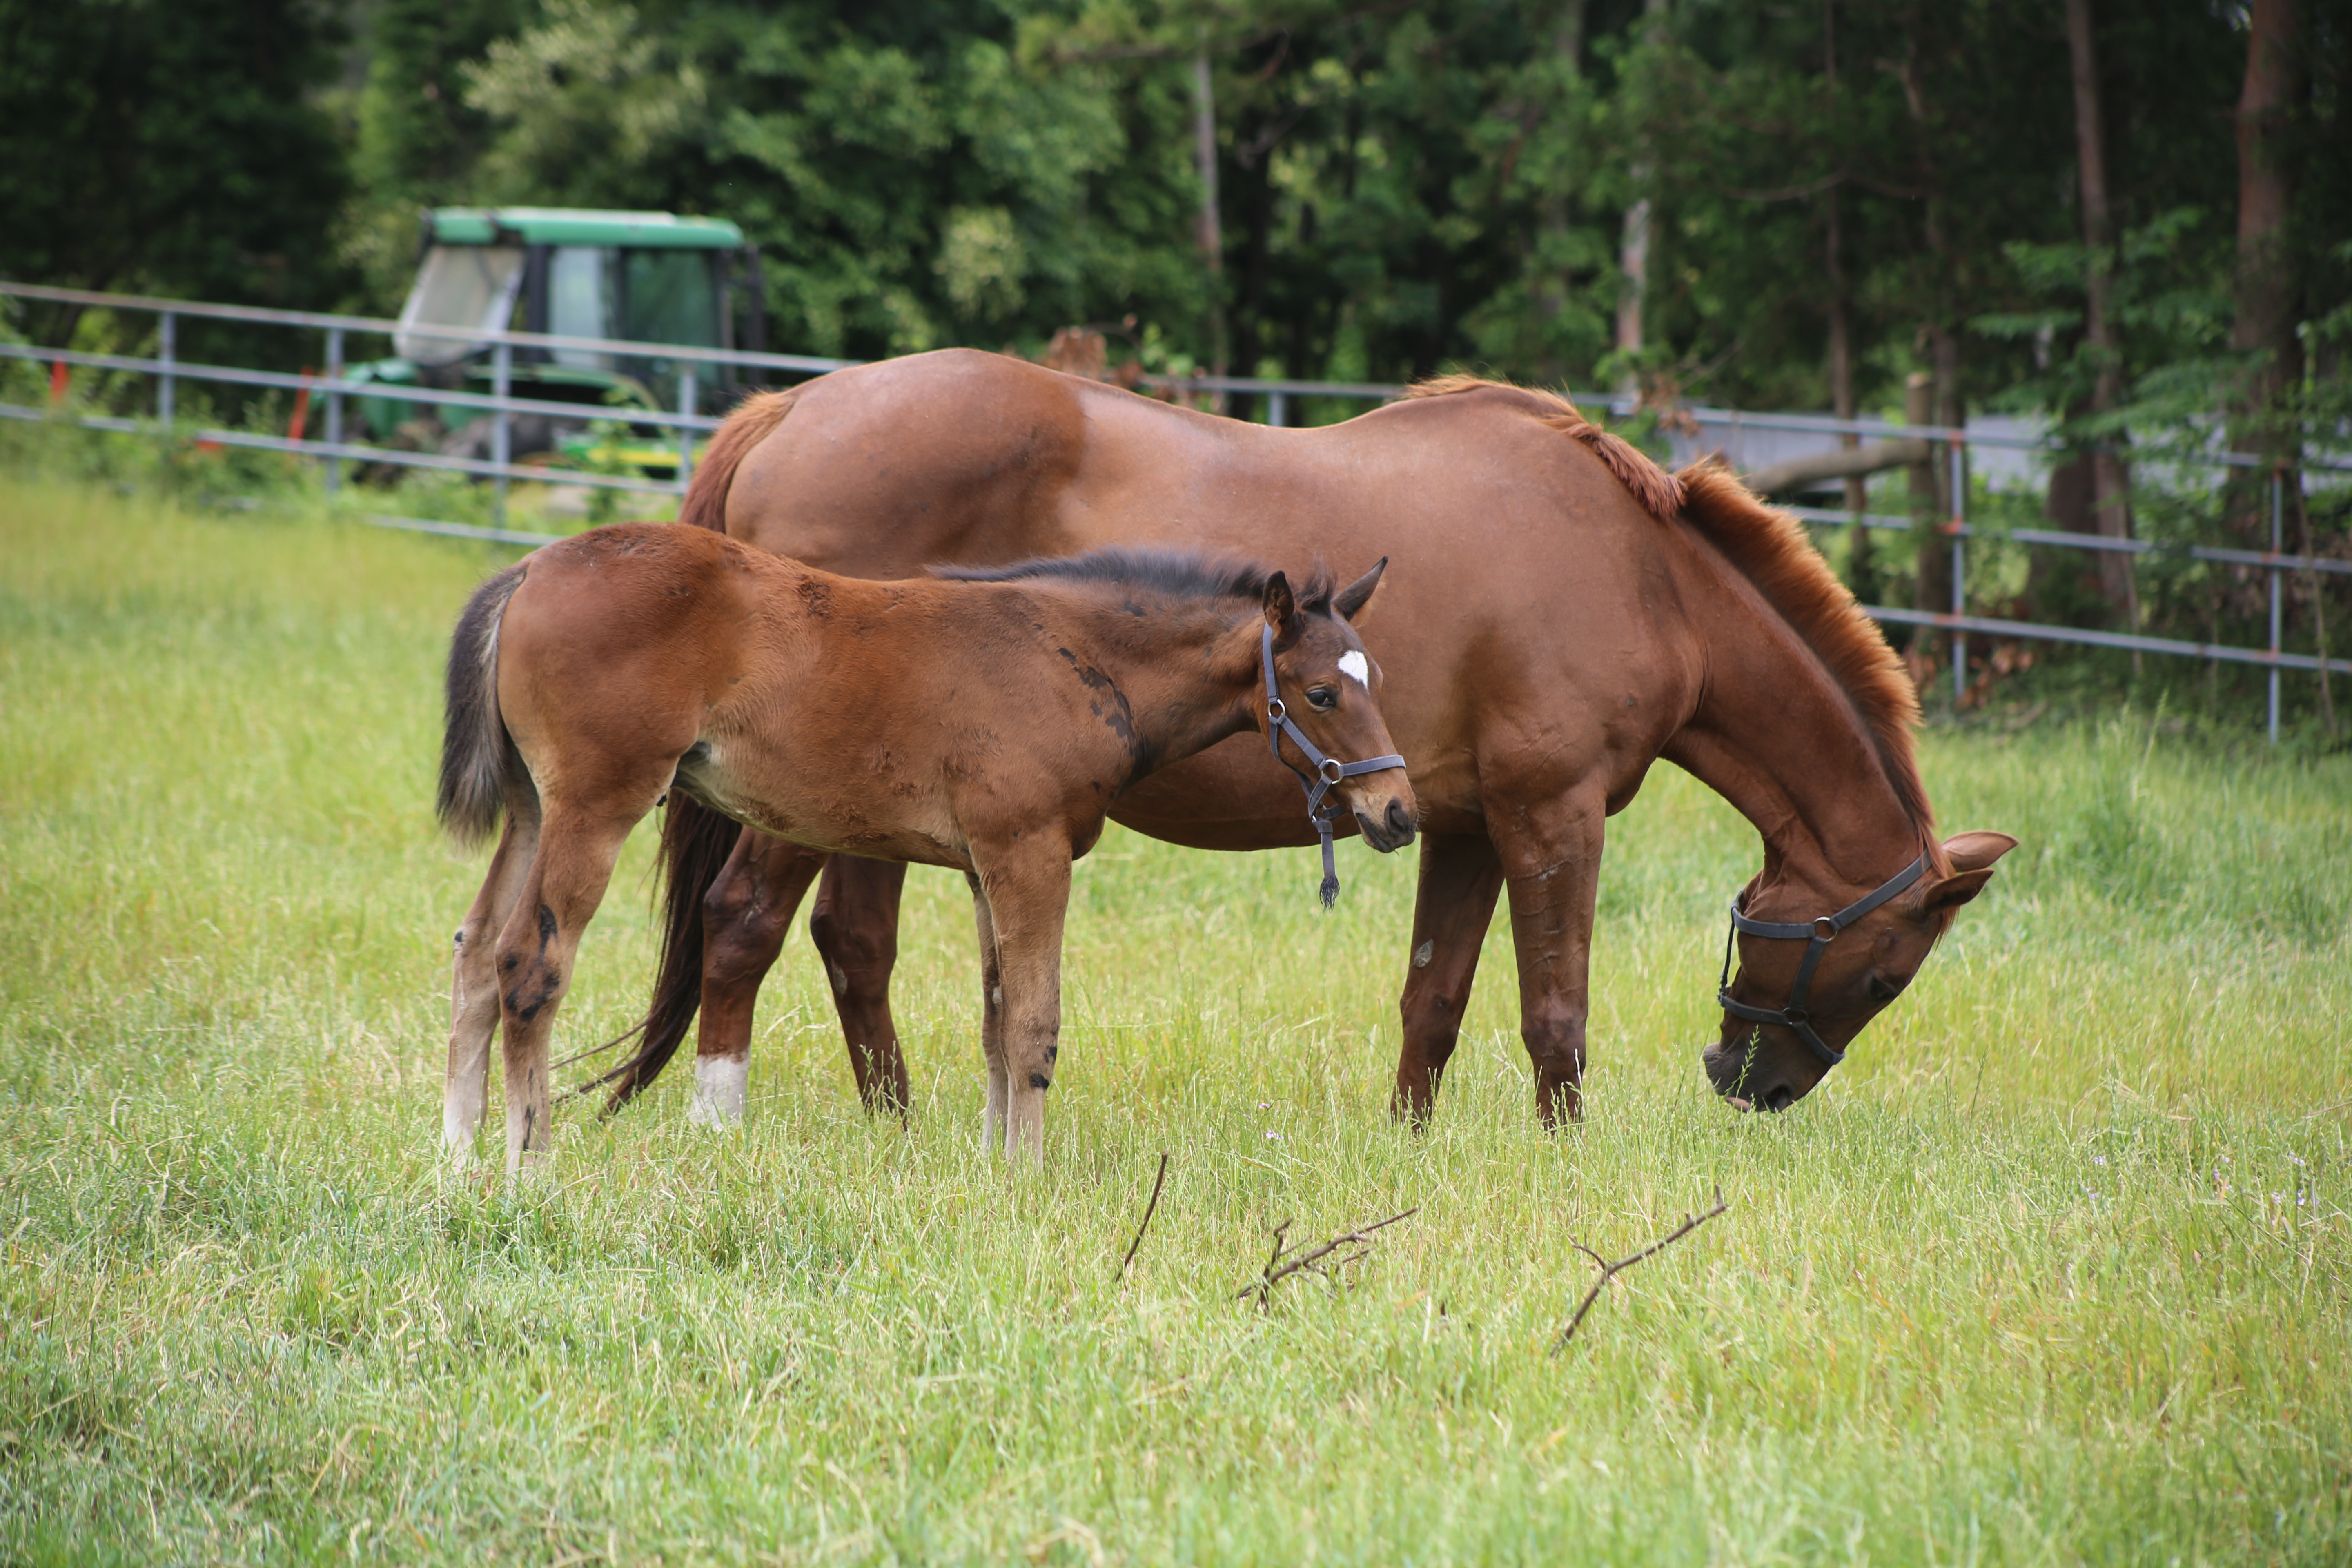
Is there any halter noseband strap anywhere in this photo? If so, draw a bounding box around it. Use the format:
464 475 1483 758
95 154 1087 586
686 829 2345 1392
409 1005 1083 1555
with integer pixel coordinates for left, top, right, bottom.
1715 851 1930 1070
1261 621 1405 908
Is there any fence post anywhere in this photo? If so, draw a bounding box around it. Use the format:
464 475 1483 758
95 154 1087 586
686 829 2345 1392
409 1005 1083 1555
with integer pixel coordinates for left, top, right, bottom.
158 311 176 429
1267 390 1287 428
491 341 512 524
676 367 697 491
2268 470 2282 744
323 327 344 494
1950 430 1967 707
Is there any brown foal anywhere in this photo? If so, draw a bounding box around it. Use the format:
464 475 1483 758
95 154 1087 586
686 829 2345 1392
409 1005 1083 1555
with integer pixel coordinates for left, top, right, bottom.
436 528 1413 1171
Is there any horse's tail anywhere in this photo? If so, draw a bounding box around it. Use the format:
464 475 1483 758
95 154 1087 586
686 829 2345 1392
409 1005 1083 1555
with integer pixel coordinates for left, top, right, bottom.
436 563 532 848
581 791 742 1113
677 386 801 533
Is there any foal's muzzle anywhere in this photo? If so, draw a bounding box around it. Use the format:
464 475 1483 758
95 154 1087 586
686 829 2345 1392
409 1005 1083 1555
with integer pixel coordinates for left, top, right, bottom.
1351 787 1418 854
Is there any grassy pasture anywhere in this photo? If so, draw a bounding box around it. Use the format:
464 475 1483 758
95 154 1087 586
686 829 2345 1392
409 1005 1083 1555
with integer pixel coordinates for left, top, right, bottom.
2 477 2348 1565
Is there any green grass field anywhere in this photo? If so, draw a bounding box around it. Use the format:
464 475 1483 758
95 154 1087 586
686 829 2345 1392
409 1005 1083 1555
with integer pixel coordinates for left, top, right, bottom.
3 478 2348 1565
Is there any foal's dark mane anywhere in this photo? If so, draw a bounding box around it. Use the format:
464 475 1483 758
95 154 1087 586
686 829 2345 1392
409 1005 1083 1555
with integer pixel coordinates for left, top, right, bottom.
935 546 1338 615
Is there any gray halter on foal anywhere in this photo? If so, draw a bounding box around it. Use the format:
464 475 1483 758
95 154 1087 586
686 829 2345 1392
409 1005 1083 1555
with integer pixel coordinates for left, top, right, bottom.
1715 851 1930 1071
1260 622 1406 907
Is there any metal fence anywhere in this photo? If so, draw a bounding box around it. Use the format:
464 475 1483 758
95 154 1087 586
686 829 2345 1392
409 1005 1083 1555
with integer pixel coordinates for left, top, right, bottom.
5 278 2345 737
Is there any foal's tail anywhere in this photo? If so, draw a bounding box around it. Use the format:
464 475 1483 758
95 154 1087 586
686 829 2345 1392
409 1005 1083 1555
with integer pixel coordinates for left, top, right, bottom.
677 386 801 532
580 792 741 1113
436 563 532 848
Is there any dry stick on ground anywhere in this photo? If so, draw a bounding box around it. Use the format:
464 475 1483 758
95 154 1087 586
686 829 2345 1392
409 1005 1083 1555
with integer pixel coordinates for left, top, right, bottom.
1553 1187 1729 1353
1239 1207 1420 1309
1116 1153 1170 1280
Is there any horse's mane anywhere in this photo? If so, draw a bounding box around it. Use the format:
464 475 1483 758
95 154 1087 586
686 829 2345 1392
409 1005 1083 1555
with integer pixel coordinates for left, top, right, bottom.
935 546 1338 614
1408 374 1935 839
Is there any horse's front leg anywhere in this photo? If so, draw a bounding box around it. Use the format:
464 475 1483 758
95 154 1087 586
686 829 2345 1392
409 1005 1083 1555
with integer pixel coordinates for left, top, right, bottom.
691 831 826 1127
808 855 913 1114
1392 831 1508 1127
964 871 1009 1150
967 844 1072 1164
1491 788 1608 1126
445 808 539 1166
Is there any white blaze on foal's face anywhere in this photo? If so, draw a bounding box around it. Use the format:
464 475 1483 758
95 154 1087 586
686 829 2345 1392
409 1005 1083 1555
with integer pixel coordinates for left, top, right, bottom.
1337 650 1371 688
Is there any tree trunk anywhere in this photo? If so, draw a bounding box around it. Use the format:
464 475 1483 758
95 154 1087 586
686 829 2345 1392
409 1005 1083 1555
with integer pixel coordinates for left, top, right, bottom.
2065 0 2140 622
1535 0 1589 385
2225 0 2306 543
1614 0 1668 394
1822 0 1873 600
1192 46 1227 409
1907 368 1951 677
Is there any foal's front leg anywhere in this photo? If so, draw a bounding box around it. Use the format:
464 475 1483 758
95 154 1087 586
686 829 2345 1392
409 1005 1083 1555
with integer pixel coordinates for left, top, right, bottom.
969 844 1073 1163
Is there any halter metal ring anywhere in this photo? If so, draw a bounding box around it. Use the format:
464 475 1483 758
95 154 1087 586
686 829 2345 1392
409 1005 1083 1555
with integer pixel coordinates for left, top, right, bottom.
1811 915 1838 940
1319 758 1343 783
1267 698 1286 722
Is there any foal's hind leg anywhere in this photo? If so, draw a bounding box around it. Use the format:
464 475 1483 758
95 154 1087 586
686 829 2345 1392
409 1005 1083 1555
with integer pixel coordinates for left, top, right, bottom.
445 809 539 1166
964 871 1009 1152
494 804 650 1172
692 831 826 1127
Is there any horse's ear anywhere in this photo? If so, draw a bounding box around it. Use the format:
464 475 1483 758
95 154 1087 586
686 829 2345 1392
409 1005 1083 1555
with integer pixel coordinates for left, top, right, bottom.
1942 830 2018 873
1334 557 1389 622
1262 571 1298 637
1920 832 2017 914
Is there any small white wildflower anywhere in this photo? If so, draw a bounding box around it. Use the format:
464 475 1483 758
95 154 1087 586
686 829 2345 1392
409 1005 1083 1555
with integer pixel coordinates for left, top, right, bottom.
1264 1130 1282 1142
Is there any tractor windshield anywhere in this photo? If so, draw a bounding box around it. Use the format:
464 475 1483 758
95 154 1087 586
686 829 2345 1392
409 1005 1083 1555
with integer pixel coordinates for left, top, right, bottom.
394 246 526 366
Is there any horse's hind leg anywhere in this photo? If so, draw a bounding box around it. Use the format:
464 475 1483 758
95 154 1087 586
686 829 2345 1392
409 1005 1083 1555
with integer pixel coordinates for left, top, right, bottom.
808 855 913 1114
494 804 648 1172
446 809 539 1166
1391 831 1508 1127
692 832 826 1127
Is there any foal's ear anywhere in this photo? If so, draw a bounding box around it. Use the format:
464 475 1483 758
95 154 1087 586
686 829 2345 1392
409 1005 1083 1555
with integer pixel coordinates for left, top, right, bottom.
1334 557 1389 623
1262 570 1299 638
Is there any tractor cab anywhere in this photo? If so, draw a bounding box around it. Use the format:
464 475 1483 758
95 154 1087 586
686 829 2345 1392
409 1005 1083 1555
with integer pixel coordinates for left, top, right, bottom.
351 207 764 468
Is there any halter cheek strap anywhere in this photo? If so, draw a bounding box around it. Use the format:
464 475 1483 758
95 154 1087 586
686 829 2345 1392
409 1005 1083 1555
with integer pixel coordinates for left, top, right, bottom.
1261 622 1406 908
1715 851 1929 1070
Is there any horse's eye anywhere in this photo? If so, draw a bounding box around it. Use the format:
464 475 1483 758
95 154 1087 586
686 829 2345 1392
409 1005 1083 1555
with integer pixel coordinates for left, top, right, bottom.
1866 973 1901 1004
1306 686 1339 710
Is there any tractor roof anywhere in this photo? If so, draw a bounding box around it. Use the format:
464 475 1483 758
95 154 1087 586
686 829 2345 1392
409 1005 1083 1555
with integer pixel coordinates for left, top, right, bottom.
426 208 747 249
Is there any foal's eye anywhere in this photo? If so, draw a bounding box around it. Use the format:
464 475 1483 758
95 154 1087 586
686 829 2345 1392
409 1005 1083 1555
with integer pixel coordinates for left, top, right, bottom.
1306 686 1339 710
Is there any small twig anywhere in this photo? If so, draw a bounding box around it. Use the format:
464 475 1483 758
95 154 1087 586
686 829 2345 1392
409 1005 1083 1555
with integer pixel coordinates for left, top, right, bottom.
1239 1207 1419 1308
1116 1153 1170 1280
1553 1187 1729 1353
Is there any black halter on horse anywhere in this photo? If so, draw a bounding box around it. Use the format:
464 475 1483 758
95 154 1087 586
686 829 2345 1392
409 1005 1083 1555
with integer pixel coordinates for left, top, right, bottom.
1261 623 1407 907
1714 851 1930 1071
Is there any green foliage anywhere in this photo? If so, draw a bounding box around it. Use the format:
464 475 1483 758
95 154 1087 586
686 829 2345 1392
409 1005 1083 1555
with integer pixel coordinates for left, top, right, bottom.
5 479 2350 1564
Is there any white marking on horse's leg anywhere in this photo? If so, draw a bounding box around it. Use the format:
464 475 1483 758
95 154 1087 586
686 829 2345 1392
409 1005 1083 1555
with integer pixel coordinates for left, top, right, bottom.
689 1054 749 1127
1414 939 1435 969
1337 650 1371 686
991 985 1003 1007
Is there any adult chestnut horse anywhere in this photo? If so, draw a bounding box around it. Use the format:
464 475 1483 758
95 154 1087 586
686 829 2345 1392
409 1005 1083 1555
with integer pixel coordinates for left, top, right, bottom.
600 350 2015 1125
438 523 1412 1170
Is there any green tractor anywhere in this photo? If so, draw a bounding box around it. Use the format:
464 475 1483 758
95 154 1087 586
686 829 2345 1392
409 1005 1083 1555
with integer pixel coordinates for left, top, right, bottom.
349 207 765 472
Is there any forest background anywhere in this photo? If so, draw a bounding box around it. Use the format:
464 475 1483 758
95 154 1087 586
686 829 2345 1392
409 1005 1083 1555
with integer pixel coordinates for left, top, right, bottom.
1 0 2348 702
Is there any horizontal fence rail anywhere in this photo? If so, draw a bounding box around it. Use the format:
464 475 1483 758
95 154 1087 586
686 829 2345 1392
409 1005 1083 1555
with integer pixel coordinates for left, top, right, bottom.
6 278 2344 738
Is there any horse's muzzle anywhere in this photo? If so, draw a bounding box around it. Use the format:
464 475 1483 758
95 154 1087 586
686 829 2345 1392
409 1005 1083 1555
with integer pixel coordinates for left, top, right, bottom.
1354 796 1417 854
1701 1037 1797 1113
